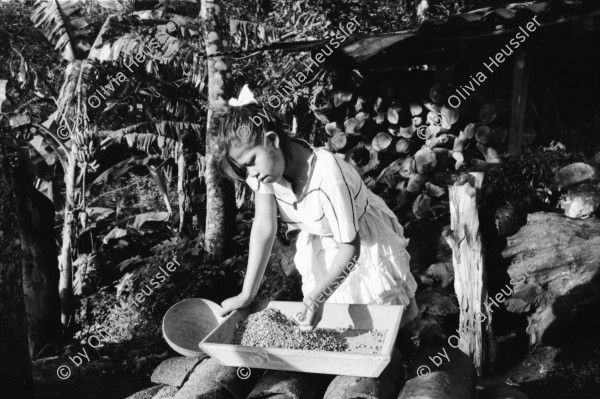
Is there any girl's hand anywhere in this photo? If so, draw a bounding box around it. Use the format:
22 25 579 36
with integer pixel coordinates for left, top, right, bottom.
296 295 324 331
219 293 253 317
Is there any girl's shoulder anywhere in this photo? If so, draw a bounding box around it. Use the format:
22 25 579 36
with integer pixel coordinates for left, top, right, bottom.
313 147 361 187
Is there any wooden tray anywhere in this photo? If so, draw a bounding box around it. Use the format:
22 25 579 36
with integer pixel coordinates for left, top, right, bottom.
199 300 404 377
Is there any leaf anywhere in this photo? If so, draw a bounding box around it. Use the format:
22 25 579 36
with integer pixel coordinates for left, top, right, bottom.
332 91 352 107
115 256 142 272
29 135 58 166
117 133 180 158
55 59 96 124
103 227 128 244
230 20 282 50
87 157 144 194
108 120 204 141
86 207 115 222
30 0 91 61
89 17 206 88
129 212 170 231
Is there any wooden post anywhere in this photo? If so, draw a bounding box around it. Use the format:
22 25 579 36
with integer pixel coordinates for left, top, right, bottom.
443 172 495 376
508 50 531 155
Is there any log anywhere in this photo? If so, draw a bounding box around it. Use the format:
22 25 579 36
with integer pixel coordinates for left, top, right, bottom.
443 172 496 375
396 139 411 153
503 212 600 344
399 125 416 138
407 174 429 193
325 122 342 137
344 118 364 134
324 348 403 399
414 147 437 174
330 133 364 153
555 162 599 188
399 156 416 178
331 132 348 152
372 132 393 152
398 347 476 399
412 194 431 219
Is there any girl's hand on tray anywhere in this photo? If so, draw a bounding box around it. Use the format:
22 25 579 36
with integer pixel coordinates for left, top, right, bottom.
297 294 324 331
219 293 253 317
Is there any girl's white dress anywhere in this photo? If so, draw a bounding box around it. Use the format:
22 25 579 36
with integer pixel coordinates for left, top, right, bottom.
246 140 418 306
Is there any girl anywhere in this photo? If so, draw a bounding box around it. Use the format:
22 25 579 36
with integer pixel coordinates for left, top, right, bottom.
215 87 418 331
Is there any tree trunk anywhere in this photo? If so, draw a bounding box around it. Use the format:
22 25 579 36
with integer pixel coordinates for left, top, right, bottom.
200 0 235 262
443 172 495 376
13 160 61 358
503 212 600 345
0 141 35 398
178 151 193 236
57 151 77 327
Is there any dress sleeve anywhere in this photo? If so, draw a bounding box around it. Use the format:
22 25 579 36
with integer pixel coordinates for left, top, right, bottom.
321 180 359 243
246 175 274 195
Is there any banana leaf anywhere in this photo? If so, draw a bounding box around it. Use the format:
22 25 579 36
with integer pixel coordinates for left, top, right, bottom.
129 211 170 230
30 0 91 62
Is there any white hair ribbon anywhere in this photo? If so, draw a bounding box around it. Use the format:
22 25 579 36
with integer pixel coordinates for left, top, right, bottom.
228 84 257 107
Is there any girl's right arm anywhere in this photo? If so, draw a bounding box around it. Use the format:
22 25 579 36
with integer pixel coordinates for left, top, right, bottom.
219 192 277 316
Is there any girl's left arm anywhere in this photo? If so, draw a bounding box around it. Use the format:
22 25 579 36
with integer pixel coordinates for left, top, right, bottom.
297 233 360 330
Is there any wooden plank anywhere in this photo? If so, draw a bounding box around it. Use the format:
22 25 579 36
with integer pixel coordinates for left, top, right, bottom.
443 172 496 376
199 301 404 377
508 50 531 155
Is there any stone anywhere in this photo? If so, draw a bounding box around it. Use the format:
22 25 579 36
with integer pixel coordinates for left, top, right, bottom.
323 348 403 399
124 385 164 399
174 358 232 399
151 357 204 388
398 347 476 399
215 365 262 399
153 385 179 399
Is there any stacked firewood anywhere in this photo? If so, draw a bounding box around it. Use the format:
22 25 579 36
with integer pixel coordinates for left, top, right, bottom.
314 83 511 223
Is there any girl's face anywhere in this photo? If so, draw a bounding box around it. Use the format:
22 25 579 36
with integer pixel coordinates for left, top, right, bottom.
229 131 286 184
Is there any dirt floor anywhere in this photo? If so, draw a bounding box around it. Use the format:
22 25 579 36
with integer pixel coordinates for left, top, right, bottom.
32 331 600 399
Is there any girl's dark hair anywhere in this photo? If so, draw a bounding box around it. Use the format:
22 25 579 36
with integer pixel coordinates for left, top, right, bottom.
214 103 292 182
